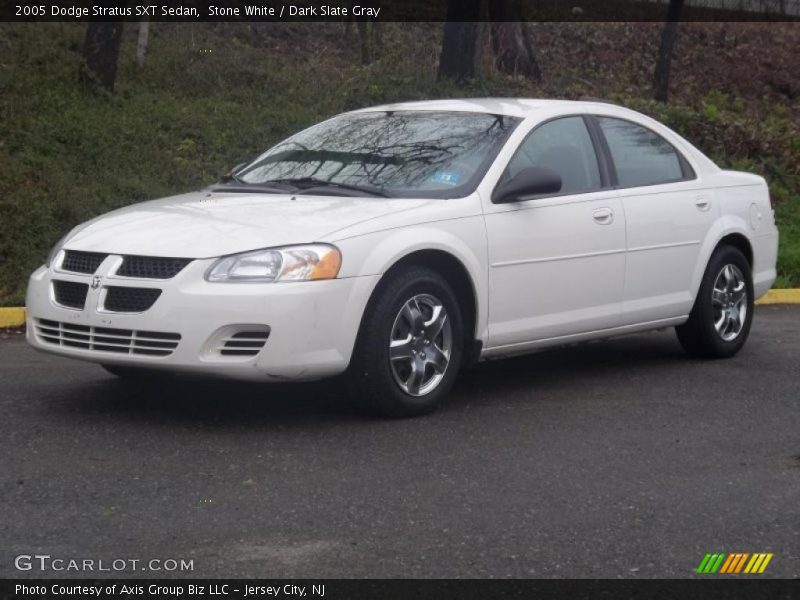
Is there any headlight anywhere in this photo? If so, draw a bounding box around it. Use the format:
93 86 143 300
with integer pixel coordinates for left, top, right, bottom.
205 244 342 283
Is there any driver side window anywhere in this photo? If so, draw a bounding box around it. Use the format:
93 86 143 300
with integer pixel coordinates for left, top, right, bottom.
505 116 602 195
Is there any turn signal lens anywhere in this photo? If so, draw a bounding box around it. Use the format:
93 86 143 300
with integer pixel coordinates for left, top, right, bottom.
312 246 342 280
279 246 342 281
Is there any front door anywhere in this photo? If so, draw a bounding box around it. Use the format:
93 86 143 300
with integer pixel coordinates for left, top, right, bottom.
483 116 627 349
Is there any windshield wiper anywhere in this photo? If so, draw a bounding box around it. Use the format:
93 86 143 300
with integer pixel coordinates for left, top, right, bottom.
261 177 391 198
212 175 296 194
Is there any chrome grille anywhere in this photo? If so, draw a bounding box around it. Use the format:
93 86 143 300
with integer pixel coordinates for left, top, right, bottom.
61 250 107 274
35 319 180 356
219 329 270 357
53 280 89 309
117 256 192 279
104 287 162 313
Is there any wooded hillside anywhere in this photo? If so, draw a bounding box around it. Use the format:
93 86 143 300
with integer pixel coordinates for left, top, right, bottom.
1 22 798 304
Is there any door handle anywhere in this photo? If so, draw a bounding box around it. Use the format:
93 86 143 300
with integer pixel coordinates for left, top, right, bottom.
695 196 711 211
592 207 614 225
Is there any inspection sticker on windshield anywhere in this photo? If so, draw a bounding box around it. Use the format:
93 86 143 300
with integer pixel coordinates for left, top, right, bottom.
430 171 461 186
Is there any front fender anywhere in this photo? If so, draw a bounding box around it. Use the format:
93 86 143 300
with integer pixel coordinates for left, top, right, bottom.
333 216 489 342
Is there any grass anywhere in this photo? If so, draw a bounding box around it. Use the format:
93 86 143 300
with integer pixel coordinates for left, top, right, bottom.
774 199 800 287
0 22 798 305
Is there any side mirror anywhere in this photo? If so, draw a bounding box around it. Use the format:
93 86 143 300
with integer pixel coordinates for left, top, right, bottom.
491 167 562 204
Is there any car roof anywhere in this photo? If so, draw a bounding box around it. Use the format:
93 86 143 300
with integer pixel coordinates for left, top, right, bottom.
352 98 617 119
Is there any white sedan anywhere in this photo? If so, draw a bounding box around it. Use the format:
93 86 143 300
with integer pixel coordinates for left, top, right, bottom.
26 99 778 417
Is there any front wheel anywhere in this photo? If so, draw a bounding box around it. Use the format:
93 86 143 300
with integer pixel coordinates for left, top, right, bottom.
675 245 754 358
348 266 464 418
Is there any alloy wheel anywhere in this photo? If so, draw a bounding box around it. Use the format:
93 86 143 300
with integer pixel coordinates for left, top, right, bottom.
712 263 748 342
389 293 452 396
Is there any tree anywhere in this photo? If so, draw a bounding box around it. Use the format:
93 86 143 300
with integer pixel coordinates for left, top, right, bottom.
653 0 685 102
488 0 541 81
437 0 482 83
79 22 125 92
354 1 382 65
136 21 150 67
353 22 383 65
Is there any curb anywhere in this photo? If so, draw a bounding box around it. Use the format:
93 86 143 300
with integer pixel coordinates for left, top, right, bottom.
0 307 26 328
754 289 800 305
2 289 799 328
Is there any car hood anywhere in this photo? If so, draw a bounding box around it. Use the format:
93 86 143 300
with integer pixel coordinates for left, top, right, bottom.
63 190 431 258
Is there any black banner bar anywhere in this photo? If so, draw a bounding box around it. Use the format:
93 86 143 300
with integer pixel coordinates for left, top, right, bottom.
3 579 800 600
2 0 800 22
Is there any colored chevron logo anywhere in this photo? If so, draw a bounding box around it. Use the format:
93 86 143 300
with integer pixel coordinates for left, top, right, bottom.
696 552 773 574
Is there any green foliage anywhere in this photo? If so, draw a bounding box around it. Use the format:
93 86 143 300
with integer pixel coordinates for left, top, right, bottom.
773 186 800 288
1 22 799 305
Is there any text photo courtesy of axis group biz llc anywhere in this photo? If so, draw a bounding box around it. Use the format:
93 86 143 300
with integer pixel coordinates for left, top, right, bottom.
1 0 799 599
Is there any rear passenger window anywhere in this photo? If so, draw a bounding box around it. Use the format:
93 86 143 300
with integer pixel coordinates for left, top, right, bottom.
505 116 601 195
597 117 690 188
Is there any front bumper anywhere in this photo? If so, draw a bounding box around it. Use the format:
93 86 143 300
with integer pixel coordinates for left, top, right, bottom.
25 259 378 381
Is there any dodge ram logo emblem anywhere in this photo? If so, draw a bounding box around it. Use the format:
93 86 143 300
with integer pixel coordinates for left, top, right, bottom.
91 275 101 290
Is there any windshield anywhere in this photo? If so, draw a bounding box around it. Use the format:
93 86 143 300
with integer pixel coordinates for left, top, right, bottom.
234 111 521 198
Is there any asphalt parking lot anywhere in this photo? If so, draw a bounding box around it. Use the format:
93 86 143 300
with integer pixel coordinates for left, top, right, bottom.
2 305 798 579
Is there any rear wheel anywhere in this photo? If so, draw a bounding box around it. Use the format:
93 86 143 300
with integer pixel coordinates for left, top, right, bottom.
348 266 464 418
675 245 754 358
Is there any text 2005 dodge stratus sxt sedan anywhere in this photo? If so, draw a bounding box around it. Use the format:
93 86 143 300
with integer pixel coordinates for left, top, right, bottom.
27 99 778 417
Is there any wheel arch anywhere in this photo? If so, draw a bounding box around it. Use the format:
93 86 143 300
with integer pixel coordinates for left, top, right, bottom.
717 232 753 268
336 219 489 341
341 229 487 368
383 249 480 357
691 218 755 301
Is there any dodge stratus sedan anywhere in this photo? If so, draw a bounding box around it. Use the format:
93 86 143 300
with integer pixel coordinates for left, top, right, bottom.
27 99 778 417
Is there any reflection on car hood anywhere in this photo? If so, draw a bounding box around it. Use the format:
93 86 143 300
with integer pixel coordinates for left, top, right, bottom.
63 190 431 258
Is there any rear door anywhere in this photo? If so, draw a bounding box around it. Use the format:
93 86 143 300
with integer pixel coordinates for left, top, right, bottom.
593 116 714 324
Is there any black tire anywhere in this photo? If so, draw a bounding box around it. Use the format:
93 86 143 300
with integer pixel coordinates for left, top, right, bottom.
348 266 464 418
675 245 754 359
101 364 174 381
